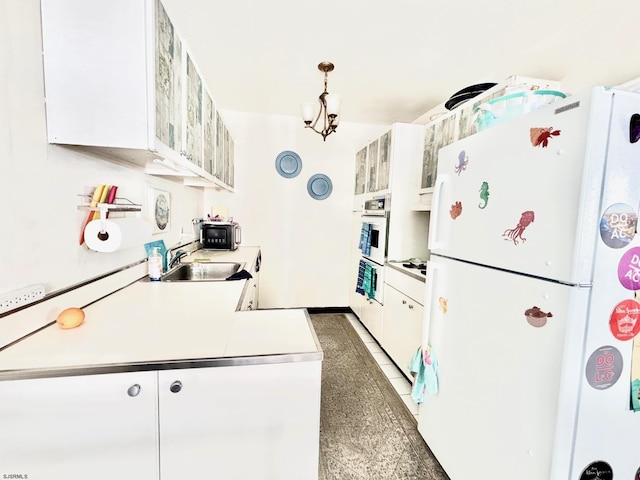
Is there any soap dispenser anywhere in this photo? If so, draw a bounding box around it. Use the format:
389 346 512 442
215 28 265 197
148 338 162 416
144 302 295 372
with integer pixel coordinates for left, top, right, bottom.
148 247 163 281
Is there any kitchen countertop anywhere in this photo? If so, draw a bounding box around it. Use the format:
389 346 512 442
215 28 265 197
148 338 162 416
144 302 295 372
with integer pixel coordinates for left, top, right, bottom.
0 247 321 380
385 260 427 282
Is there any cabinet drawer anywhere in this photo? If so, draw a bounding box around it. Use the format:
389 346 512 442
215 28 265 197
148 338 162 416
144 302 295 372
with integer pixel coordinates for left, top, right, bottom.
384 267 425 305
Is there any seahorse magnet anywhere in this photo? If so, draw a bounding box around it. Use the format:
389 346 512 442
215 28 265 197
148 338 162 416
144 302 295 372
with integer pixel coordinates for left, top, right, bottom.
503 211 535 245
478 182 489 209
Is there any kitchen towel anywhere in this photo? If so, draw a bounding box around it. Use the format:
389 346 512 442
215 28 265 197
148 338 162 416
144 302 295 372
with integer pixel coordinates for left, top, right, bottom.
85 218 152 253
408 345 439 404
359 223 372 256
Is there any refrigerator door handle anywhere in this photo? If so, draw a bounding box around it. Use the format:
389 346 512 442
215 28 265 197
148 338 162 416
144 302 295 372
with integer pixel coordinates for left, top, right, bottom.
422 260 442 347
428 174 450 251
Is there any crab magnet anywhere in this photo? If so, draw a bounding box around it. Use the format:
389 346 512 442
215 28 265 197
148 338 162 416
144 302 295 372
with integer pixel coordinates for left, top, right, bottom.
530 127 561 148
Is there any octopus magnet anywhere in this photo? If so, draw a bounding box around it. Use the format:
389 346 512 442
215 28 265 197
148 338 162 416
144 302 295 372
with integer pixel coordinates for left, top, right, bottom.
609 298 640 341
585 345 623 390
617 246 640 290
503 211 535 245
455 150 468 175
599 203 637 249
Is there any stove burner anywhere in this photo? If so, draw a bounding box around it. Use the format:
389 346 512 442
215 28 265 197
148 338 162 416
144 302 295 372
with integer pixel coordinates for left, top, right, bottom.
402 262 426 270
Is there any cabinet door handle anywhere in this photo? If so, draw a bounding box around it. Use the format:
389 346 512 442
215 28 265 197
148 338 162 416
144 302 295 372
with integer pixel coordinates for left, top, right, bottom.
408 304 414 309
127 384 141 397
402 300 407 305
170 380 183 393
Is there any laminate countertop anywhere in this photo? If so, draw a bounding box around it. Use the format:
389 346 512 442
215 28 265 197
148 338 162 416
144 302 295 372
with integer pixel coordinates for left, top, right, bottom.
0 247 321 380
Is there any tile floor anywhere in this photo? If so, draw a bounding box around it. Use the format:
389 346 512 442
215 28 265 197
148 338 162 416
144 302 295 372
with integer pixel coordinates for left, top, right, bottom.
345 313 419 420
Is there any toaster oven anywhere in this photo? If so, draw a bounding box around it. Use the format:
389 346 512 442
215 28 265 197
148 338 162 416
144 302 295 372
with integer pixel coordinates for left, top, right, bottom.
200 222 241 250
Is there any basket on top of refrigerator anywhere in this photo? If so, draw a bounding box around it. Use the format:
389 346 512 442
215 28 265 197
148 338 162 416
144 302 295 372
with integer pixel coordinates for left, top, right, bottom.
474 89 567 131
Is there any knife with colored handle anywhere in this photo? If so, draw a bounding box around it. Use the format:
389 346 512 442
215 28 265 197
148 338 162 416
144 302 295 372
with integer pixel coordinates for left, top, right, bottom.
79 184 105 245
94 184 110 220
105 185 118 218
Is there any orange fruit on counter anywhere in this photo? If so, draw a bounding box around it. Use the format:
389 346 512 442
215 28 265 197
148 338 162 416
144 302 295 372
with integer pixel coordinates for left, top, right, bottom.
56 307 85 329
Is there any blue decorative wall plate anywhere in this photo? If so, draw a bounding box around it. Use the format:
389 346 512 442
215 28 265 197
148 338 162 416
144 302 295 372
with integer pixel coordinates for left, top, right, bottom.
307 173 333 200
275 151 302 178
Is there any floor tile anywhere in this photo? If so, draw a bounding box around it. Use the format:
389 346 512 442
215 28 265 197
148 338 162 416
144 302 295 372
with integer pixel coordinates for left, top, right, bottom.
364 342 383 354
357 330 376 344
372 351 392 365
379 363 404 379
389 377 412 395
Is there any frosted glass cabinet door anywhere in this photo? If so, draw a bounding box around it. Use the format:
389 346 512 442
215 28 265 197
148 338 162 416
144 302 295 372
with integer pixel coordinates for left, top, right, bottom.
185 53 204 168
0 371 159 480
158 362 322 479
155 0 183 153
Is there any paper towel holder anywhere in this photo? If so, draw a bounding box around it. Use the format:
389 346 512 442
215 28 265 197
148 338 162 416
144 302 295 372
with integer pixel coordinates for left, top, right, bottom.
78 195 142 234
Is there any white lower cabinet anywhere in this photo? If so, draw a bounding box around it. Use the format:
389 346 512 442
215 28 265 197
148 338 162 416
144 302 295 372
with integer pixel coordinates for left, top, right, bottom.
159 361 322 479
0 371 159 480
360 297 384 340
0 360 321 480
382 270 425 380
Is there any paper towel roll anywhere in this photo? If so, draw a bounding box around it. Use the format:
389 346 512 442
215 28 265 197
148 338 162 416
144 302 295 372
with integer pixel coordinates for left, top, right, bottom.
84 218 152 253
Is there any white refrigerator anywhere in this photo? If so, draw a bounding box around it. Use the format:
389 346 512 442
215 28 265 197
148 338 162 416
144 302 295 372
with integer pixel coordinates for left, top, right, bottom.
418 86 640 480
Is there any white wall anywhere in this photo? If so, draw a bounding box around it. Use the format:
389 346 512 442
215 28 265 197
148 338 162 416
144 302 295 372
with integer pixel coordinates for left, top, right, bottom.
0 0 387 312
0 1 203 296
206 112 387 308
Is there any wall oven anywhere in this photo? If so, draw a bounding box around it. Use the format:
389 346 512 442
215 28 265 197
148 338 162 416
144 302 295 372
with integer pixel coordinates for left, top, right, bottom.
356 195 389 304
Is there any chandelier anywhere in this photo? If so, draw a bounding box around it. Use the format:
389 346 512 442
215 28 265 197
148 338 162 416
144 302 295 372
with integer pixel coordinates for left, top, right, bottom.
300 62 342 141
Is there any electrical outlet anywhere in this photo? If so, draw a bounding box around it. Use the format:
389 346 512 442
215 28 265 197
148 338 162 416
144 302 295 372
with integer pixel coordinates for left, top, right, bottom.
0 284 46 314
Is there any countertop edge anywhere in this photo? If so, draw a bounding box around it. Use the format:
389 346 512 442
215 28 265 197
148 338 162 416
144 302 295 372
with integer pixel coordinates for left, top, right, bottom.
0 349 323 381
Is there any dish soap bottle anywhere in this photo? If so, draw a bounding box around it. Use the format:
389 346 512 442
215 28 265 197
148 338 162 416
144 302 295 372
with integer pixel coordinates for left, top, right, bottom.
148 247 163 281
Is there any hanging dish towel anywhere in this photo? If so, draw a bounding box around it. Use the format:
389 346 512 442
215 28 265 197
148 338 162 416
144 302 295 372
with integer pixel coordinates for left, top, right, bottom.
359 223 372 256
408 345 439 404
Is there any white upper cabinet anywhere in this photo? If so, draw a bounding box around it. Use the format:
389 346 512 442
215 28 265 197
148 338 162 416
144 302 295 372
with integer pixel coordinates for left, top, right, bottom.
40 0 234 191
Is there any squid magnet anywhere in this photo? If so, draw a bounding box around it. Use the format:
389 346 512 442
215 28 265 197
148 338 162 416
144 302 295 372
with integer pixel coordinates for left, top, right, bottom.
503 211 535 245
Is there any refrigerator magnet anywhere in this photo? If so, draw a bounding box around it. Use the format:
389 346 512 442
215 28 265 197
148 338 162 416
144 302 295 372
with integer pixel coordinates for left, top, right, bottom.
438 297 448 314
585 345 623 390
529 127 561 148
617 246 640 290
609 299 640 341
599 203 637 249
454 150 469 175
478 181 489 209
524 306 553 328
449 201 462 219
502 211 535 245
579 461 613 480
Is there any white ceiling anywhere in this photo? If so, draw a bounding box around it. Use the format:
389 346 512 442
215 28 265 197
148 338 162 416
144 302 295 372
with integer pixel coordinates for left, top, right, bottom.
161 0 640 126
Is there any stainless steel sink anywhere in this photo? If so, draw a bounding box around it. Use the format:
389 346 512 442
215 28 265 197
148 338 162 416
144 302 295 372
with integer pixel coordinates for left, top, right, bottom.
161 262 245 282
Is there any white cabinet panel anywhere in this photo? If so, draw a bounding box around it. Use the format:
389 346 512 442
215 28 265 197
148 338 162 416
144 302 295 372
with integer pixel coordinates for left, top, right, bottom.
382 283 423 380
158 362 321 479
0 371 159 480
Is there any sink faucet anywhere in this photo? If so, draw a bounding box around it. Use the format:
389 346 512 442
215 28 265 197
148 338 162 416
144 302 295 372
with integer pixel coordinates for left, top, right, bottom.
167 249 188 269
